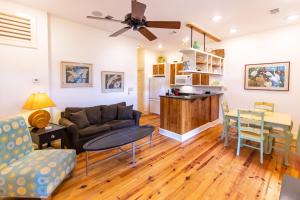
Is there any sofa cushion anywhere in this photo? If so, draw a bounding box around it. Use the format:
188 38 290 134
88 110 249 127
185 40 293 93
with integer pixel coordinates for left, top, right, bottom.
86 106 101 125
117 105 133 120
0 149 76 198
64 107 83 119
106 120 135 130
78 124 111 138
101 102 126 123
69 110 90 129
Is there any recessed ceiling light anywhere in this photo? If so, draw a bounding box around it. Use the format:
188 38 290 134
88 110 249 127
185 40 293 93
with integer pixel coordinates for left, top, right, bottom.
287 15 299 21
158 44 163 49
212 15 222 22
229 28 237 34
183 37 189 42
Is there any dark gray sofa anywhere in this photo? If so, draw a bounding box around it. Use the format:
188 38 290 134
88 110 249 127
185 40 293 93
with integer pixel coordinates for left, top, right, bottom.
59 102 141 153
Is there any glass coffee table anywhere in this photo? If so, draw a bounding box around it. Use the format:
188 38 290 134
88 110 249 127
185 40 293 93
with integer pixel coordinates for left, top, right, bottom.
83 125 155 175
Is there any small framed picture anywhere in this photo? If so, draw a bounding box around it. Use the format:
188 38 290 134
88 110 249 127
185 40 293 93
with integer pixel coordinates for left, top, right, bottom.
61 61 93 88
101 71 124 93
244 62 290 91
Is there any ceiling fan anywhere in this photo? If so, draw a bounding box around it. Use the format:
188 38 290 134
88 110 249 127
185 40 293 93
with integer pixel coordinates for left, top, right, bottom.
86 0 181 41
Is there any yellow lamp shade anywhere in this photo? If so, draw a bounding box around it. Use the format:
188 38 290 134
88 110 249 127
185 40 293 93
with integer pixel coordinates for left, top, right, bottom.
23 93 56 110
23 93 56 129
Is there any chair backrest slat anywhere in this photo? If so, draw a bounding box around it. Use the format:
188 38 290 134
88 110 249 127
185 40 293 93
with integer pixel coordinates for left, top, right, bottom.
254 102 274 112
238 110 264 136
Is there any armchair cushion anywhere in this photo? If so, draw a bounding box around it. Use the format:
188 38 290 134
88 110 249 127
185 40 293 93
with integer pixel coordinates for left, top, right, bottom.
0 117 33 169
0 149 76 198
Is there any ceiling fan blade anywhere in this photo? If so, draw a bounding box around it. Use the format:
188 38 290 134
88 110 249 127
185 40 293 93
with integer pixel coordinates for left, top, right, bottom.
87 16 123 23
138 27 157 41
109 27 131 37
146 21 181 29
131 0 146 20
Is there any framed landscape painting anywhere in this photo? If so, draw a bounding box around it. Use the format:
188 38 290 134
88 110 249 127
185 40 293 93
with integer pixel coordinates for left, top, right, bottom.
61 61 93 88
101 71 124 93
244 62 290 91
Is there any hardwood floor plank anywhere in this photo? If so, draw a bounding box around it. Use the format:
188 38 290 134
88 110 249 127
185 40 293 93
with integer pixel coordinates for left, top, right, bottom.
49 114 300 200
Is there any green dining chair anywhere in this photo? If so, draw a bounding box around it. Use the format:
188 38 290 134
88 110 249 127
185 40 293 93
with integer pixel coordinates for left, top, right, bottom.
268 122 299 163
236 110 265 164
254 102 275 112
221 101 237 141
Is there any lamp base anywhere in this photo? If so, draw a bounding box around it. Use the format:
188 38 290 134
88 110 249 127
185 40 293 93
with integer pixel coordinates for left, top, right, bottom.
28 110 51 129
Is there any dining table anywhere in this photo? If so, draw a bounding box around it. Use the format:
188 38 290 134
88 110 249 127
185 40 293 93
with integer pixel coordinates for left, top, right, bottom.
224 109 293 166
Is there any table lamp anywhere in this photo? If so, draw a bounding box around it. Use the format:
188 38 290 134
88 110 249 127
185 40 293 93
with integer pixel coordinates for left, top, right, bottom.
23 93 56 129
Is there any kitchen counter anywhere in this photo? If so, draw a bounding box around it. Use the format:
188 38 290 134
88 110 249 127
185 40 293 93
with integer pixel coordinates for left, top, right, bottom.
159 93 222 141
160 92 223 100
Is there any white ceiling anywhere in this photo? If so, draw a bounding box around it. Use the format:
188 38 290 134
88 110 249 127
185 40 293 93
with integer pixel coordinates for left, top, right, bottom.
11 0 300 51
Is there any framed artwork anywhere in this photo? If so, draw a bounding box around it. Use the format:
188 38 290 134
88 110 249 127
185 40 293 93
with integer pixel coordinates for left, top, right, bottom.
244 62 290 91
101 71 124 93
61 61 93 88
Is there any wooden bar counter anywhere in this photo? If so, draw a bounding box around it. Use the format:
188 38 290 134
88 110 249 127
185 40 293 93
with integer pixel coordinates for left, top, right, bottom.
159 93 222 141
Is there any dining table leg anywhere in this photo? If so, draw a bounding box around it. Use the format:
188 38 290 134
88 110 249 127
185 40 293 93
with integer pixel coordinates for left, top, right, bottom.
284 132 292 166
224 117 229 147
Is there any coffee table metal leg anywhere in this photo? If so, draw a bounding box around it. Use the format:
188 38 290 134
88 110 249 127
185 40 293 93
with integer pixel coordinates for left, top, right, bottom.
150 132 153 145
86 151 89 176
132 142 136 164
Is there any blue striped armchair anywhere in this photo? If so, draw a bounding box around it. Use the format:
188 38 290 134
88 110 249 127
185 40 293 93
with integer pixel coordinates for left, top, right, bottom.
0 116 76 199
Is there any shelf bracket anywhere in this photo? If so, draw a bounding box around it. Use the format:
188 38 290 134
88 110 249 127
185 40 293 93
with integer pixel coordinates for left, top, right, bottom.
203 33 206 52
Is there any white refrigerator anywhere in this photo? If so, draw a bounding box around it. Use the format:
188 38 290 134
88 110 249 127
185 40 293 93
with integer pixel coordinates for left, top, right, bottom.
149 77 169 115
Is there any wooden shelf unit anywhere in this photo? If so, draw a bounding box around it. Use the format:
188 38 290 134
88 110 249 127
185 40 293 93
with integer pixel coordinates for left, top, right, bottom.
170 48 224 88
153 63 166 77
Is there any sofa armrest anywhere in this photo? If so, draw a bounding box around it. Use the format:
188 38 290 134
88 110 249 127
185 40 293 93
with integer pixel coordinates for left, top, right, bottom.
132 110 142 126
59 117 79 147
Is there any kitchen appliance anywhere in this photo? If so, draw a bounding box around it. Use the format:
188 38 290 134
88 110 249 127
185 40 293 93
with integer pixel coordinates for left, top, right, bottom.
175 75 192 85
149 77 168 114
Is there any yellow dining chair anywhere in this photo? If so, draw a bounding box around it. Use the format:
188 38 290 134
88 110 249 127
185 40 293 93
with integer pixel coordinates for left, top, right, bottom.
236 110 265 164
254 102 275 112
221 101 237 140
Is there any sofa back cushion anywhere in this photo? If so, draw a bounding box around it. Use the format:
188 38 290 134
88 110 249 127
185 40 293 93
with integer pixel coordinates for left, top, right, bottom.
69 110 90 129
85 106 101 125
101 102 126 123
117 105 133 120
0 116 33 168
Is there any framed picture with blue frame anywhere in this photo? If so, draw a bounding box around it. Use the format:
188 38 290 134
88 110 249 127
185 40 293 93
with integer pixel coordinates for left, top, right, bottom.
244 61 290 91
61 61 93 88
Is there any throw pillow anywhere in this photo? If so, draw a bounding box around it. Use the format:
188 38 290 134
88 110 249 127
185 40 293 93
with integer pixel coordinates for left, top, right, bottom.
117 105 133 120
69 110 90 129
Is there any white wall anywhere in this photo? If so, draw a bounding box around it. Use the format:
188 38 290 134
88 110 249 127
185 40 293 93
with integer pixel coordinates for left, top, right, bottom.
215 24 300 131
49 16 139 121
0 0 49 118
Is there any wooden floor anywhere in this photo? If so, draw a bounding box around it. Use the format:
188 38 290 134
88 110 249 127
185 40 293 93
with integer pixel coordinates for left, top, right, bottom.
52 114 300 200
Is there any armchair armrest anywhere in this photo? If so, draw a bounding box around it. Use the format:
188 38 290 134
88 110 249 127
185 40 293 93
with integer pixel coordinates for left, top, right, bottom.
59 117 79 148
132 110 142 126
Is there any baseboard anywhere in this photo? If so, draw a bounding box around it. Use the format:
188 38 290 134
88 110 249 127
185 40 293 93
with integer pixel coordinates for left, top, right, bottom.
159 119 221 142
